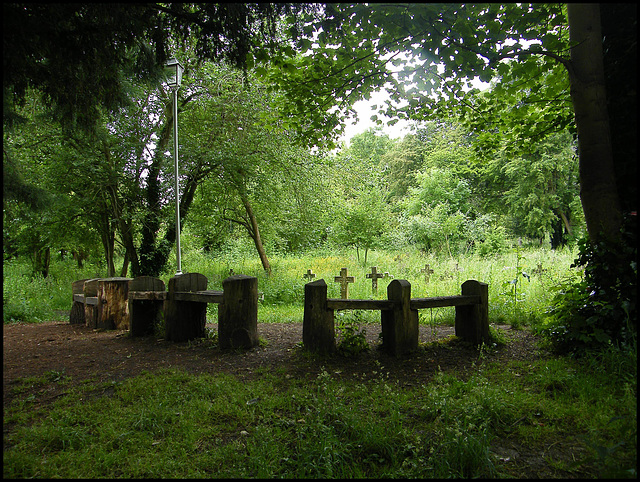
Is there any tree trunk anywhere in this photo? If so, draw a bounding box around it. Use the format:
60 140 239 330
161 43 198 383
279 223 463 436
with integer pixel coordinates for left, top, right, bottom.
567 3 622 243
240 192 272 275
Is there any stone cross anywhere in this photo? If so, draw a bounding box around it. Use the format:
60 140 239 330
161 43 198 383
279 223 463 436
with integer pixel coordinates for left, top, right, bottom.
366 266 385 294
303 269 316 281
421 264 434 283
334 267 355 299
383 271 394 280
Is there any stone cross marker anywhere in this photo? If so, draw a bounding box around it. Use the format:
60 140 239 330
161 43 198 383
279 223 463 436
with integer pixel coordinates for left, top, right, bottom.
421 264 435 283
303 269 316 281
334 267 355 299
366 266 385 294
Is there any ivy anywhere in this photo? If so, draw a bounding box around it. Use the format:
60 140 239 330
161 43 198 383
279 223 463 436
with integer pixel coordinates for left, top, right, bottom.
541 213 637 353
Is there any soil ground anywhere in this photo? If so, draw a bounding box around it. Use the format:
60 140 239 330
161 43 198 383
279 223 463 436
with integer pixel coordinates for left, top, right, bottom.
4 318 590 478
3 319 544 400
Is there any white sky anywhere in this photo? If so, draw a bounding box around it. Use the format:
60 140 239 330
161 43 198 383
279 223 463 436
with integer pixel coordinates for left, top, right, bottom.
340 75 490 145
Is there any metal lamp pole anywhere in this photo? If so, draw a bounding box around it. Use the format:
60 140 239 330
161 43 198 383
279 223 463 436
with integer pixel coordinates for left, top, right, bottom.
165 58 184 275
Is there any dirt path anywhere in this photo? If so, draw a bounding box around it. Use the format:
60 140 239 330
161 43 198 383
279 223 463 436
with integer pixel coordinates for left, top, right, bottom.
4 320 545 406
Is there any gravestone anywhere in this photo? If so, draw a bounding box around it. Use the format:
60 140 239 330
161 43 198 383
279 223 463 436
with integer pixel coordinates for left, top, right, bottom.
366 266 384 294
303 269 316 281
334 267 355 299
421 264 434 283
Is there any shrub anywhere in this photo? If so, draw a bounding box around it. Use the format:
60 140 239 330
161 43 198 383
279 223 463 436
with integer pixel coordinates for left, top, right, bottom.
540 214 637 353
335 311 370 357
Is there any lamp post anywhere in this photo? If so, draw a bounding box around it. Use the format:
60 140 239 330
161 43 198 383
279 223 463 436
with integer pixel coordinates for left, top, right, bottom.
165 57 184 275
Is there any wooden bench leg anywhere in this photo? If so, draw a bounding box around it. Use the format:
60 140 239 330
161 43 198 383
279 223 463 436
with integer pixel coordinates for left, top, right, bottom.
218 275 259 349
455 280 489 344
303 279 336 354
69 301 85 324
381 279 419 357
164 273 207 342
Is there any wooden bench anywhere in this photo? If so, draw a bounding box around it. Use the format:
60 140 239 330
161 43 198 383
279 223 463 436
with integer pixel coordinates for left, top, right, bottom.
70 277 133 329
303 278 489 356
128 276 166 337
69 278 100 327
126 272 260 348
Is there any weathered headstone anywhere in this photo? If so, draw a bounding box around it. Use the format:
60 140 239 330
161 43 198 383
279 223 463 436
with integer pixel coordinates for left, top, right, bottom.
421 264 434 283
303 269 316 281
334 267 355 299
366 266 384 294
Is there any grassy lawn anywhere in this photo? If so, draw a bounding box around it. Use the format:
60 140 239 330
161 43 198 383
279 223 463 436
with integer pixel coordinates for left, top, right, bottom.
3 341 636 478
3 246 636 478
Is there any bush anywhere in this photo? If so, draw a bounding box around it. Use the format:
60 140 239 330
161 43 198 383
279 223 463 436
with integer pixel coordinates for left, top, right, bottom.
540 214 637 353
336 311 370 357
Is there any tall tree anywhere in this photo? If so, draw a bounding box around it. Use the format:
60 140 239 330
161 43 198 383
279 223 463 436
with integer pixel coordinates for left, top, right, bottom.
265 3 632 244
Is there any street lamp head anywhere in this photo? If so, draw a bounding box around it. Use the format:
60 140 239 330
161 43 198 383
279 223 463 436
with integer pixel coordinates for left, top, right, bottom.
164 57 183 88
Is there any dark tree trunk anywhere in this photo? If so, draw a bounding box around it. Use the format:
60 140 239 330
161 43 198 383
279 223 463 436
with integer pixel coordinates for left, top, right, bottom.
566 3 622 243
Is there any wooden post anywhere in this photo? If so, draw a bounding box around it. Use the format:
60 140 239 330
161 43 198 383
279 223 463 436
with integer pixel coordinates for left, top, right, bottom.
83 279 100 328
218 275 259 349
366 266 384 295
421 264 435 283
97 277 132 330
455 280 490 345
128 276 165 337
334 267 355 299
69 279 89 324
303 279 336 354
164 273 208 342
381 279 418 356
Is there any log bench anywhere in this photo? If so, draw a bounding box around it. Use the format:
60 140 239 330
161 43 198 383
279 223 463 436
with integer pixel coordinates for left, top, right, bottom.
69 277 133 329
303 278 489 356
126 273 259 348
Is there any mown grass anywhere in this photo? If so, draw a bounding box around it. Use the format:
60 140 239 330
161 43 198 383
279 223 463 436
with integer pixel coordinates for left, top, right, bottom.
4 343 636 478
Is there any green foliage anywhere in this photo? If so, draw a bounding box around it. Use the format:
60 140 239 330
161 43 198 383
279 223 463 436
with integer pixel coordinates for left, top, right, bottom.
540 214 637 353
335 311 370 357
7 347 637 478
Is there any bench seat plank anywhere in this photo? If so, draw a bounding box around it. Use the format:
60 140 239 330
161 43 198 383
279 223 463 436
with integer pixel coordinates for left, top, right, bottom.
172 290 224 303
326 299 395 311
129 291 168 301
410 295 480 309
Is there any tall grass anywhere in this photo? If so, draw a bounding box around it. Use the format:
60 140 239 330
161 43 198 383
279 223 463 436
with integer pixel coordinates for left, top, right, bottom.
178 243 578 328
3 243 578 329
